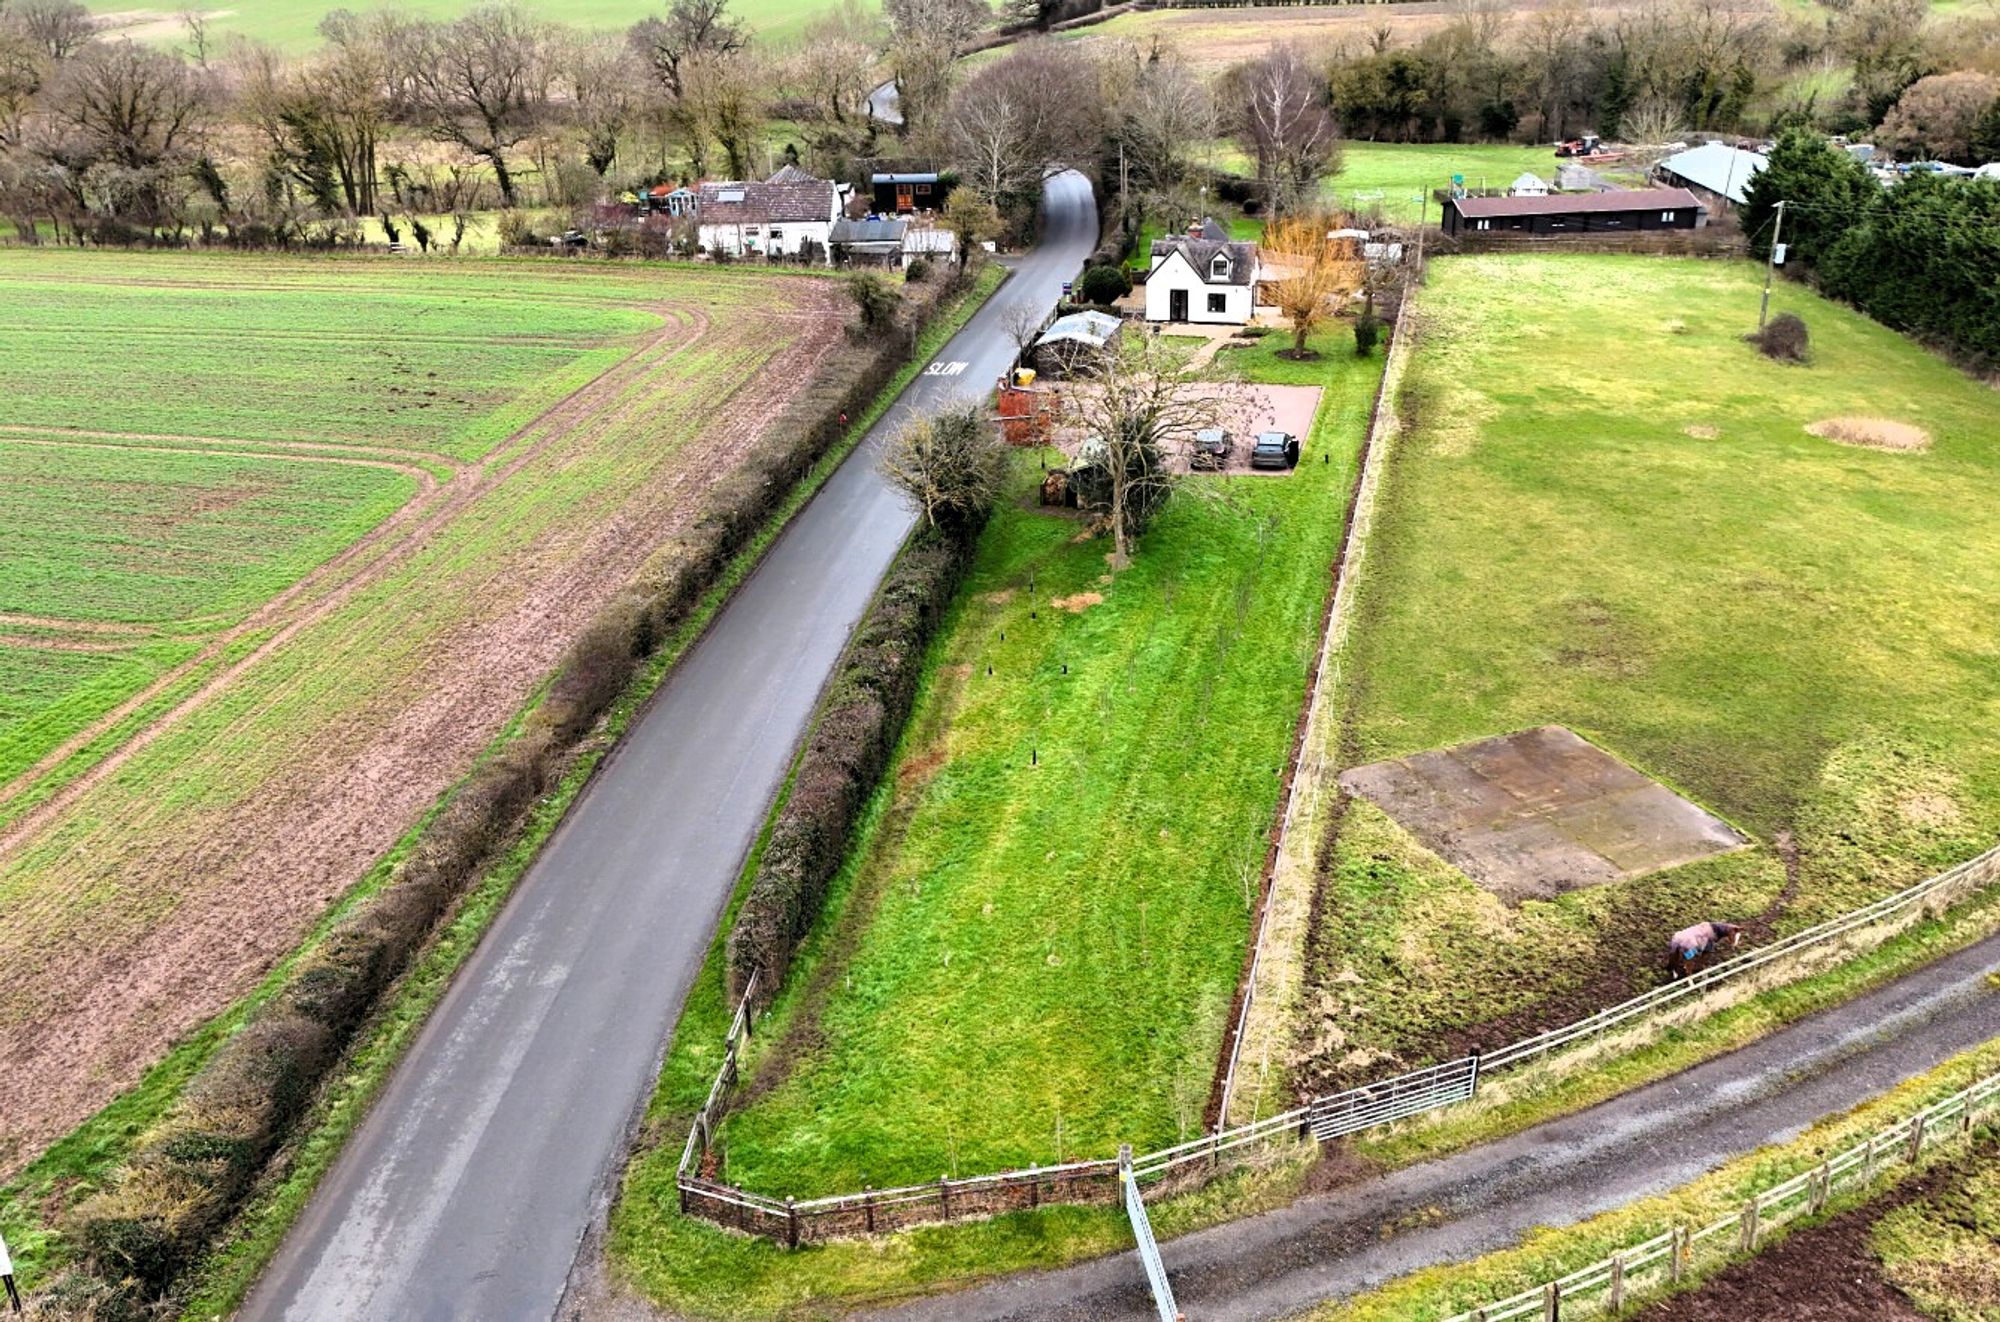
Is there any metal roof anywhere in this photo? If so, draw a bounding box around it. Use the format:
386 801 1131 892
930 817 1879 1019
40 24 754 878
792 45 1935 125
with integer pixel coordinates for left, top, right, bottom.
830 218 908 246
1451 187 1703 218
871 172 940 184
1656 142 1767 204
1039 310 1123 349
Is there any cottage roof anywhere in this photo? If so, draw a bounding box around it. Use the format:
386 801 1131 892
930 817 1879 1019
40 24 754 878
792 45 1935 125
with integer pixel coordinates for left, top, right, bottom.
1451 187 1703 219
1656 142 1767 204
697 179 839 225
766 163 821 184
1509 171 1548 193
1150 236 1257 286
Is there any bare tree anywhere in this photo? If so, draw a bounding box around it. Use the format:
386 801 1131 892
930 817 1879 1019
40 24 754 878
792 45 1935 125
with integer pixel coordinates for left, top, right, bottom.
880 398 1010 534
0 24 42 148
1234 44 1340 215
628 0 746 101
1260 213 1364 358
1108 48 1214 199
947 40 1103 204
558 30 641 176
409 4 548 208
1881 70 2000 162
11 0 93 61
1064 335 1234 568
885 0 990 150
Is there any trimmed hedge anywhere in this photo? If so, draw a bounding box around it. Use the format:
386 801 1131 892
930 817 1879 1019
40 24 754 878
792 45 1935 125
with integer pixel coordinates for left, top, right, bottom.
40 274 970 1318
725 520 984 1008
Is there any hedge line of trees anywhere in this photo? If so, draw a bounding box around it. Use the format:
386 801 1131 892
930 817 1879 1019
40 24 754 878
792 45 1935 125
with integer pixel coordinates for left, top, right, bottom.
1745 131 2000 368
32 276 964 1320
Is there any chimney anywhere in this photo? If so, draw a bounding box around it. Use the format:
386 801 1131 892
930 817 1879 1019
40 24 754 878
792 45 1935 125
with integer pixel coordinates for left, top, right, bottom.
1188 218 1203 239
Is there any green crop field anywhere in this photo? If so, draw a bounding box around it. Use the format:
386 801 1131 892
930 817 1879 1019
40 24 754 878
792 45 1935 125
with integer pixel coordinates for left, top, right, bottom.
607 326 1386 1315
85 0 859 52
0 248 842 1179
1290 255 2000 1101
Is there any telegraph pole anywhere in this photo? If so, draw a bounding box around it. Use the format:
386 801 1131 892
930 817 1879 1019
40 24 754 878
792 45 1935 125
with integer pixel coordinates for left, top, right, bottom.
1759 199 1786 331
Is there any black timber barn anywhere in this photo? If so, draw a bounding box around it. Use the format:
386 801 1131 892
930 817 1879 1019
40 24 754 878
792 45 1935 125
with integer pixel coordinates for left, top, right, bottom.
1441 188 1706 237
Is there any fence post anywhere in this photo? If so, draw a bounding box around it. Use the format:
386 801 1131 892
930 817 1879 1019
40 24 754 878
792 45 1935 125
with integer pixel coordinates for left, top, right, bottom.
1608 1251 1625 1310
1029 1164 1040 1209
1467 1047 1482 1097
786 1196 799 1250
1543 1279 1560 1321
1669 1224 1688 1282
1908 1113 1927 1163
939 1175 951 1220
1864 1135 1877 1185
1739 1200 1760 1253
864 1185 875 1233
1811 1160 1831 1214
1211 1127 1222 1170
678 1177 689 1215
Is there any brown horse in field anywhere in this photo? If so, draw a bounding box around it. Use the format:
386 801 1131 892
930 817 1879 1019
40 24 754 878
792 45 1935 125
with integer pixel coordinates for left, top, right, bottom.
1666 920 1742 978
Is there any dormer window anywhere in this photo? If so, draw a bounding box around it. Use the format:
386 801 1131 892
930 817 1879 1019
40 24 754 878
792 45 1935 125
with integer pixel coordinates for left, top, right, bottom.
1210 252 1231 281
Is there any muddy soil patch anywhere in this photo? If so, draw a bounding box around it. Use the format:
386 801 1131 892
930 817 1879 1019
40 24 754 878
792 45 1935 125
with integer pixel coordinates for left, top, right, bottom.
1807 417 1931 452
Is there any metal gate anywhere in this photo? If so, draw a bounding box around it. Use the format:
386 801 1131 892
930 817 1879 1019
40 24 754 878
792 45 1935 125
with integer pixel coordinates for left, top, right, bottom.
1308 1054 1480 1142
1120 1146 1182 1322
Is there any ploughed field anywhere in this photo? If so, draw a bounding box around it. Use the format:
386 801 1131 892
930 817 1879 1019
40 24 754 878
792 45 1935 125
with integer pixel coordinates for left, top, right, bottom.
1291 255 2000 1100
0 250 841 1177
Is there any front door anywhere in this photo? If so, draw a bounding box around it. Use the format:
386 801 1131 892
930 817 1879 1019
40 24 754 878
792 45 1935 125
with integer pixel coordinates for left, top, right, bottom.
1169 288 1188 322
896 184 915 211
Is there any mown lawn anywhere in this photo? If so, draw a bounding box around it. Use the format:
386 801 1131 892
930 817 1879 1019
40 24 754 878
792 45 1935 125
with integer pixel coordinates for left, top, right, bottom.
1294 255 2000 1096
1206 140 1570 224
609 331 1385 1315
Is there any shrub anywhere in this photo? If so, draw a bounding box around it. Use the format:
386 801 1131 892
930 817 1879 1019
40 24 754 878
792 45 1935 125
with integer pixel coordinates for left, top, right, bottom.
1353 312 1384 357
1750 312 1810 363
904 256 932 283
1075 262 1132 306
726 526 982 1004
847 272 902 332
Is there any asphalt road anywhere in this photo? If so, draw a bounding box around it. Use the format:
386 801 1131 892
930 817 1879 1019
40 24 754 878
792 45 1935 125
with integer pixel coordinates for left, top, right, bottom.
878 926 2000 1321
241 171 1098 1322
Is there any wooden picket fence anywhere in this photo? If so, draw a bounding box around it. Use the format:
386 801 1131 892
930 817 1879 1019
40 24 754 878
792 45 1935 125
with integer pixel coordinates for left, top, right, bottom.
1445 1070 2000 1321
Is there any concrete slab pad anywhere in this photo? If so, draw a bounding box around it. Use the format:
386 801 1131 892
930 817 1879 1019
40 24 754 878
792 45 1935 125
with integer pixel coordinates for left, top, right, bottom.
1339 726 1746 904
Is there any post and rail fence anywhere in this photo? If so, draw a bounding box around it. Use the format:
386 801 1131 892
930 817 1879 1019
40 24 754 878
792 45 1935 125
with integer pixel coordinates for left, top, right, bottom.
1443 1070 2000 1322
675 838 2000 1245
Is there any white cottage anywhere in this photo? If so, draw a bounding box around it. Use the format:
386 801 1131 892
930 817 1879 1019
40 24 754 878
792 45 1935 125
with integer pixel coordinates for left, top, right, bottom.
1145 232 1259 326
1509 172 1550 196
695 178 841 264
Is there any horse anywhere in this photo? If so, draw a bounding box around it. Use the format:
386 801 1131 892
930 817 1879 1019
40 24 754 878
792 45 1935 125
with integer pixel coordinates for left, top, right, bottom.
1665 920 1742 979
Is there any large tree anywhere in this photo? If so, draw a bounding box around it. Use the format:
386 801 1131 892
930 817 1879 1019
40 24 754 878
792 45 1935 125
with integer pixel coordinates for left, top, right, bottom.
1741 129 1878 265
881 399 1009 535
408 4 549 208
10 0 92 61
1234 44 1340 214
1880 71 2000 163
946 39 1102 206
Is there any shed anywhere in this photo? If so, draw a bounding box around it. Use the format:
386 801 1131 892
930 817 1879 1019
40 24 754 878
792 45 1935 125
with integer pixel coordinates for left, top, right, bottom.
1038 310 1123 352
1654 142 1767 208
830 217 908 266
1509 172 1550 197
871 171 953 213
1442 188 1705 237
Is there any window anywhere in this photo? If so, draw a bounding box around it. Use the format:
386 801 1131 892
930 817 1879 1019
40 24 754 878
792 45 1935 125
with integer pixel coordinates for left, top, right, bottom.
915 183 932 196
1207 293 1227 314
1660 210 1676 222
768 227 785 247
1210 253 1230 280
1475 219 1492 231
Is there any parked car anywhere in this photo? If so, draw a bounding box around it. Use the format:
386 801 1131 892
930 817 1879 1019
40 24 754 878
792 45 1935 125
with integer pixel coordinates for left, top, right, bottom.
1250 430 1300 470
1191 428 1232 470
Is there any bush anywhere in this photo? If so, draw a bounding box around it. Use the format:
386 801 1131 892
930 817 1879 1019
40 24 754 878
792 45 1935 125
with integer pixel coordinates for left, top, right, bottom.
1353 312 1384 357
1750 311 1810 363
904 256 932 283
848 272 902 332
1075 262 1133 307
725 526 983 1004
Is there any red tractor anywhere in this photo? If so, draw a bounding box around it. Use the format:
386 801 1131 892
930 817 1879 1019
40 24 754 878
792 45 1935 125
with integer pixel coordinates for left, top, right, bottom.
1555 133 1603 158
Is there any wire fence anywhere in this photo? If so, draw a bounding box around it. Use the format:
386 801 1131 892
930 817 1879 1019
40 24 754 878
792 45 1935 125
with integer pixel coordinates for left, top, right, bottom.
1442 1070 2000 1322
676 836 1999 1244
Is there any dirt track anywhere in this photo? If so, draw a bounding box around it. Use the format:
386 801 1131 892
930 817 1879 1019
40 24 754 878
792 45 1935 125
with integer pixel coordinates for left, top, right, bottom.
0 279 843 1180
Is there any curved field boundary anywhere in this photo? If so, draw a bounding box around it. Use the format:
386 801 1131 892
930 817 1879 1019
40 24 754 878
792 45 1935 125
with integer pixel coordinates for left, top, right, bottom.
0 305 706 836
